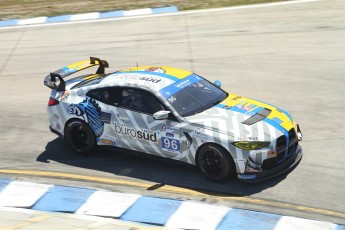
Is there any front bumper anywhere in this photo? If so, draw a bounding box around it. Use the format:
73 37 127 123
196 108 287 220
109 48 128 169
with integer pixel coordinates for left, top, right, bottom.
238 145 302 182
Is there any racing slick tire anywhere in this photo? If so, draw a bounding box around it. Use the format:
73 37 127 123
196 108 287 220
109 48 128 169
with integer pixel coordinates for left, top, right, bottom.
197 144 235 181
65 119 97 155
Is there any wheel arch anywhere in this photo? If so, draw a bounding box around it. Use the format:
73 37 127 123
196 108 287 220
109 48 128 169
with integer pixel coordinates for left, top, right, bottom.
64 117 98 154
64 117 89 137
195 142 235 168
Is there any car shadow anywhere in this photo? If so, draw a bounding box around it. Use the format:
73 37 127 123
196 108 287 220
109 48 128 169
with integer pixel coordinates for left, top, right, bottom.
36 138 296 196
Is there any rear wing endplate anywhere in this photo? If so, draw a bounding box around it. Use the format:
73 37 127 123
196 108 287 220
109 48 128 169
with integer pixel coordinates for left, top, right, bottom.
44 57 109 91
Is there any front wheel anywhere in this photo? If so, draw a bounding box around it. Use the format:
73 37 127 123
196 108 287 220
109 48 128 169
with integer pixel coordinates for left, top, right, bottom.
65 120 96 155
197 144 235 181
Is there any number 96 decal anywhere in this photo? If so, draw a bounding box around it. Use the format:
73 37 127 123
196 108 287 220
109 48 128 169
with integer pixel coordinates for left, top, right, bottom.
162 137 180 152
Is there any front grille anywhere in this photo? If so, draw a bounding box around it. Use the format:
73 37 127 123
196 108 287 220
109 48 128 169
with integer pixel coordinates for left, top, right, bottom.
262 157 278 170
275 128 297 163
287 128 297 158
276 135 287 162
262 128 298 171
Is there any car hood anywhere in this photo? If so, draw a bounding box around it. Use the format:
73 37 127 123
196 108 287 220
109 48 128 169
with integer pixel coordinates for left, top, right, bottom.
185 93 296 141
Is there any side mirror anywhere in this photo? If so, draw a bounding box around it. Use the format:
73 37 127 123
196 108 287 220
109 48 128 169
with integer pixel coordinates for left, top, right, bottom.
153 110 171 120
214 80 222 88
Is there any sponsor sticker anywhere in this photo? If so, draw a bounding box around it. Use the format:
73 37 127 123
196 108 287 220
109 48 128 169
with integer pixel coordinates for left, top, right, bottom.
175 79 190 89
235 104 255 111
120 74 161 83
114 122 157 143
160 74 203 98
55 67 75 76
161 125 179 132
97 138 118 146
238 174 257 180
237 136 258 141
166 133 174 138
181 140 191 146
144 67 166 73
192 128 209 141
60 91 70 102
77 89 84 96
168 96 176 103
162 137 180 152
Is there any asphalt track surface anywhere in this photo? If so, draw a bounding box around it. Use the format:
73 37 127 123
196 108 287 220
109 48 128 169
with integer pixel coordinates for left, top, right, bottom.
0 0 344 225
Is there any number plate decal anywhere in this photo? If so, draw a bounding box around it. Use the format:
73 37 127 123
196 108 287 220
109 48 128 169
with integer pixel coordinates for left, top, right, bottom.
162 137 180 152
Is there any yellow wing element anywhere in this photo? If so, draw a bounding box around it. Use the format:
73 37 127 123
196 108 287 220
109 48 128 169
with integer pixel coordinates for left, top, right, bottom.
82 74 99 81
44 57 108 91
65 59 96 73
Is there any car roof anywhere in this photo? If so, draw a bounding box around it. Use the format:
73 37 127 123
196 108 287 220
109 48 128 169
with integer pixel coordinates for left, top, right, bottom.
98 66 194 93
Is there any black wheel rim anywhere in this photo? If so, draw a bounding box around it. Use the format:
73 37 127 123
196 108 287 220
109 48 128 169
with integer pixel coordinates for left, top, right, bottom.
202 149 223 176
69 124 90 150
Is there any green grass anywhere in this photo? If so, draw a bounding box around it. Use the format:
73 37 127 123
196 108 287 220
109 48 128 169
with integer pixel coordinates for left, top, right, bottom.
0 0 289 20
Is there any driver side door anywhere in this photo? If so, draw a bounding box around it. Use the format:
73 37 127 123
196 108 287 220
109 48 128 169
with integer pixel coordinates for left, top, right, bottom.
86 86 182 158
118 87 182 159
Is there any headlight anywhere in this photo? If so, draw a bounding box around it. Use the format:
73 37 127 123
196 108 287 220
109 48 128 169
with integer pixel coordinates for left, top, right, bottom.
232 141 270 150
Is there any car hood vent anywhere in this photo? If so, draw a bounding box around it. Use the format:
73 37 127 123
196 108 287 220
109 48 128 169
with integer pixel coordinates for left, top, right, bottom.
242 108 271 125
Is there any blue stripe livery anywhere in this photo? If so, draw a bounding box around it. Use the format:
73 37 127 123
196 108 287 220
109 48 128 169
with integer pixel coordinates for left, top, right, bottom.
160 74 203 98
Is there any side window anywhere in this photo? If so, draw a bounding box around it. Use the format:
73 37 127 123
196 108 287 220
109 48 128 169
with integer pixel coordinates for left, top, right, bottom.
86 89 103 101
121 88 165 115
87 87 122 106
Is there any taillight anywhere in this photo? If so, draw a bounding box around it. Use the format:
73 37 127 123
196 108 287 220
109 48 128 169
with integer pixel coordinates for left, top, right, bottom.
48 97 59 106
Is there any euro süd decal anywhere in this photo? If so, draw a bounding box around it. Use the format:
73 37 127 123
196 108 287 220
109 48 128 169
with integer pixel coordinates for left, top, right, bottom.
114 122 157 143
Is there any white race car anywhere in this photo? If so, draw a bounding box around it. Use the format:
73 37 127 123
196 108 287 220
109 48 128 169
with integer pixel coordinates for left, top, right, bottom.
44 57 303 182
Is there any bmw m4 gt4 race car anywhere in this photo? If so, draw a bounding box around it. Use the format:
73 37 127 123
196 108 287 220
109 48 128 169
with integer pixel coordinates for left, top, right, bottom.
44 57 303 182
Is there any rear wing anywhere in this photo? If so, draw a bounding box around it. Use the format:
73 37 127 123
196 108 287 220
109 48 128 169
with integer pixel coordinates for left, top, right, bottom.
44 57 109 91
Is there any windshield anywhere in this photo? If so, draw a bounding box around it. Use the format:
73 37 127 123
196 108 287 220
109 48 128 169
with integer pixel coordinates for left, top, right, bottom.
160 74 228 117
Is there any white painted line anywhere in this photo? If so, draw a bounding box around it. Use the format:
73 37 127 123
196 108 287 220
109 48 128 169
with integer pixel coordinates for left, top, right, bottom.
0 181 52 208
124 8 153 16
165 201 230 230
0 0 319 30
274 216 336 230
17 17 47 25
76 191 141 217
70 12 100 21
0 206 39 214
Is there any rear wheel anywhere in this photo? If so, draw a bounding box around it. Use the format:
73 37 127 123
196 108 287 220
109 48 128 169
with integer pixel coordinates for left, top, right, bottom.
65 120 96 155
197 144 235 181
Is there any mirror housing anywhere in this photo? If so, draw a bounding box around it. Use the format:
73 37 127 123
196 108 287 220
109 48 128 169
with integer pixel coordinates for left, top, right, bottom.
153 110 171 120
214 80 222 88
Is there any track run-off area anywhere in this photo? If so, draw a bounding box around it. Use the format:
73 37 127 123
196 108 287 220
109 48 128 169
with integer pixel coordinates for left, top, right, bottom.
0 0 344 225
